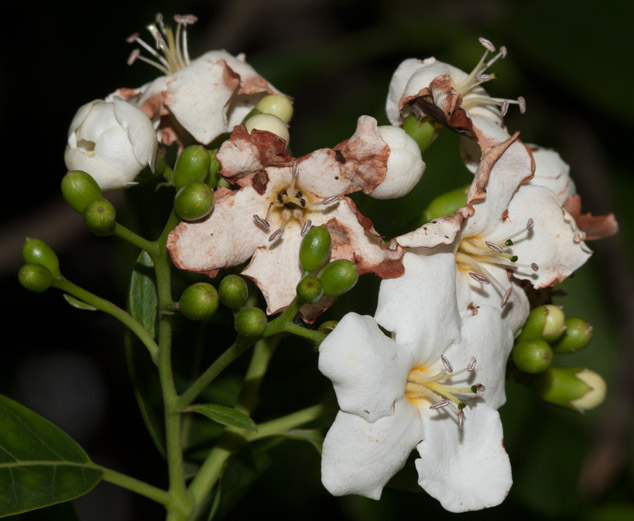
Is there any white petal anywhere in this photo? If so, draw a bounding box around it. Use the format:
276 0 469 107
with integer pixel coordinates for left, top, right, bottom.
528 144 576 204
75 101 118 143
375 251 461 363
322 401 423 500
386 58 429 125
64 147 127 191
112 97 157 169
318 313 414 422
94 126 141 178
416 404 512 512
67 100 97 139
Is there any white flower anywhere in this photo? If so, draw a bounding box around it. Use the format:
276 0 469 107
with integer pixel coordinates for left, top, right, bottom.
319 299 514 512
64 98 157 191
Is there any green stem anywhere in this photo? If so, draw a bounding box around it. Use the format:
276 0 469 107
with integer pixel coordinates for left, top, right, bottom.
113 222 157 255
235 337 279 415
52 276 159 361
264 298 300 337
95 464 170 506
244 403 330 442
284 323 326 345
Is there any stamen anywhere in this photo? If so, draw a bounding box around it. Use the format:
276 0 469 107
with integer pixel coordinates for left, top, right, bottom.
301 219 312 236
501 286 513 307
269 228 284 242
126 32 140 43
475 74 493 83
486 241 504 254
430 400 450 410
500 100 509 116
526 218 534 231
253 214 270 230
127 49 140 66
499 46 508 58
441 355 454 373
174 14 198 24
518 96 527 113
475 383 485 392
321 195 340 206
467 357 477 372
458 409 465 430
531 262 539 272
478 37 496 52
469 272 490 284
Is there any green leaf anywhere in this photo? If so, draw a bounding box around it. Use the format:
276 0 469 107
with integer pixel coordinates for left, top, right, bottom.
62 294 96 311
125 251 164 456
186 404 258 433
279 429 324 454
0 396 101 517
7 501 80 520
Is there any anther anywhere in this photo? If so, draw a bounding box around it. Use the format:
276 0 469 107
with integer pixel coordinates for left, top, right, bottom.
301 220 312 237
478 37 496 52
486 241 504 254
469 272 490 285
499 46 508 58
441 355 454 373
510 255 518 262
300 198 306 207
321 195 340 206
458 409 465 430
500 100 509 116
174 14 198 25
127 49 140 65
531 262 539 272
467 357 477 372
501 286 513 307
126 32 140 43
430 400 450 410
518 96 527 114
476 383 485 392
277 192 284 204
526 218 534 231
476 74 493 82
253 214 270 230
269 228 284 242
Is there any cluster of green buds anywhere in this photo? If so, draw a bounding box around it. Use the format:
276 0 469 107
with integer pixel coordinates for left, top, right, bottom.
217 274 267 337
18 238 61 293
62 170 116 235
511 305 605 412
172 145 217 221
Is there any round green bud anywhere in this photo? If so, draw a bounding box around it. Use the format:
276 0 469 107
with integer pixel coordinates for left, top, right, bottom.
219 274 249 310
22 238 60 277
61 170 103 214
83 198 116 236
318 259 359 297
422 185 469 223
234 307 267 337
154 149 167 176
245 113 290 145
296 275 324 304
179 282 219 321
206 150 221 188
299 225 332 272
317 320 338 334
532 367 606 412
512 339 553 374
518 305 566 343
174 182 215 221
402 114 439 154
256 94 294 124
552 317 593 354
174 145 212 189
19 263 53 292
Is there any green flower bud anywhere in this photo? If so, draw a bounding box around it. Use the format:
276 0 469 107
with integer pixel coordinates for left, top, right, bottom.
256 94 294 124
512 339 553 374
219 274 249 310
422 185 469 223
245 113 290 145
83 198 116 236
317 320 338 335
234 307 267 337
174 145 212 189
552 318 593 354
296 275 324 304
532 367 606 413
402 114 439 154
174 182 215 221
206 150 221 188
19 263 53 292
179 282 219 321
61 170 103 214
299 225 332 272
518 305 566 343
22 238 60 277
318 259 359 297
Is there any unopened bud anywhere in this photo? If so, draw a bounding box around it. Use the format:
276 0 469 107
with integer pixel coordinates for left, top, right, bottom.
299 225 331 272
22 238 60 277
179 282 219 321
422 185 469 223
318 259 359 297
402 114 439 154
174 145 211 189
518 305 566 343
83 198 116 236
296 275 324 304
206 150 221 188
19 264 53 293
552 318 593 354
512 339 553 374
532 367 606 413
245 114 290 145
219 274 249 310
256 94 294 124
317 320 338 334
234 307 268 337
174 182 214 221
61 170 103 214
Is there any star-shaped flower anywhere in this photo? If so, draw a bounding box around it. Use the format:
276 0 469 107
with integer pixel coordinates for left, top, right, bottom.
168 116 423 315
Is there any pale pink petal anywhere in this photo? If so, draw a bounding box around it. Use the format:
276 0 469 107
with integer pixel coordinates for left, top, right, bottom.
375 251 461 363
318 313 414 422
416 404 512 512
322 402 423 500
527 145 576 203
563 194 619 241
296 148 349 199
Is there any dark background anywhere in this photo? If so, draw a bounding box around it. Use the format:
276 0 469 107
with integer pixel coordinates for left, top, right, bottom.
2 1 633 520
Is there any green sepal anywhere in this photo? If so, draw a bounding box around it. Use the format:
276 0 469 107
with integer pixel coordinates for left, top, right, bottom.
63 294 97 311
422 185 469 223
402 114 439 154
206 150 221 188
186 404 258 432
531 366 592 412
518 305 566 343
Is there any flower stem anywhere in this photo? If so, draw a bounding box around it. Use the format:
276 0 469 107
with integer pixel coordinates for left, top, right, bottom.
235 337 279 415
52 276 159 361
243 403 330 442
113 222 157 255
94 464 170 506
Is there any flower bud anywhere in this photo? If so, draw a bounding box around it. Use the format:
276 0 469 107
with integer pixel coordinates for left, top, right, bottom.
552 318 593 354
219 274 249 310
296 275 324 304
174 145 212 189
22 238 60 277
61 170 103 214
318 259 359 297
83 198 116 236
256 94 294 124
299 225 331 272
422 185 469 223
317 320 338 335
518 305 566 343
401 114 439 154
19 264 53 293
179 282 219 321
207 150 221 188
532 367 607 412
369 126 425 200
64 98 157 191
512 339 553 374
234 307 267 337
174 183 215 221
245 113 290 145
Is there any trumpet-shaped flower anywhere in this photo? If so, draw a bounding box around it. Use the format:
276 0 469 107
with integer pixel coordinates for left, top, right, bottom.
168 117 421 315
112 14 284 146
319 300 514 512
64 98 157 191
